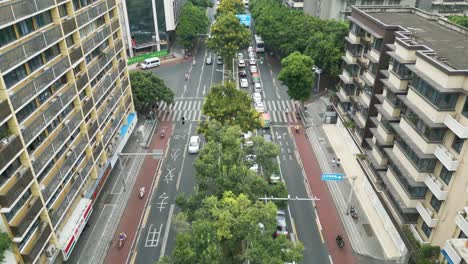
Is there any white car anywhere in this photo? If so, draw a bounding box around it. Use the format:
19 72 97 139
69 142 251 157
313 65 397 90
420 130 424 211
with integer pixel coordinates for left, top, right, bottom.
255 101 265 112
246 154 259 173
249 65 258 73
248 46 254 53
254 82 262 93
252 92 262 103
249 58 256 65
240 78 249 88
188 136 201 154
238 59 246 68
243 131 253 147
269 172 280 184
249 51 255 59
274 210 289 238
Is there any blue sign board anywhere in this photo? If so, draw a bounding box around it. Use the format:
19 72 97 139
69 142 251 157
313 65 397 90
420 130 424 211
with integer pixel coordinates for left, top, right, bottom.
235 14 251 27
321 173 344 181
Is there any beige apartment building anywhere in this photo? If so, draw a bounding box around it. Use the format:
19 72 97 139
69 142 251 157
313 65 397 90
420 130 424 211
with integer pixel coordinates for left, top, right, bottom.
336 6 468 264
0 0 136 263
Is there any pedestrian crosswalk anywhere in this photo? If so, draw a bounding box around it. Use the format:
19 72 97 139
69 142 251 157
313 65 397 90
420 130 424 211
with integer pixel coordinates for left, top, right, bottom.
156 98 298 123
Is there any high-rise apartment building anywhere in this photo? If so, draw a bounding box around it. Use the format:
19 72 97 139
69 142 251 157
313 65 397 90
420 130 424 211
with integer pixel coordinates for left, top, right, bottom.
0 0 136 263
336 6 468 264
418 0 468 16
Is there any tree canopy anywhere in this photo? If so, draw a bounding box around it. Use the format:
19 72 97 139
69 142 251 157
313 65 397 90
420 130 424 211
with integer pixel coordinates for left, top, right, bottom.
216 0 244 17
448 15 468 28
201 83 260 133
176 2 210 49
0 232 11 263
250 0 348 76
278 51 314 105
206 13 250 62
130 71 174 115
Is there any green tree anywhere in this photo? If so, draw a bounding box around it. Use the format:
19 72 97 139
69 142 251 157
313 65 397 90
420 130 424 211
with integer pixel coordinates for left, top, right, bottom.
206 13 250 64
189 0 213 8
130 71 175 115
177 2 210 49
201 83 260 133
278 52 314 108
0 232 11 262
216 0 244 17
448 15 468 28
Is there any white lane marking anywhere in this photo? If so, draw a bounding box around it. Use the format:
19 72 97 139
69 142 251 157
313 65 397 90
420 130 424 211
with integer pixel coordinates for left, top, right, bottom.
329 255 334 264
196 50 208 95
176 123 193 191
145 224 163 247
159 204 175 260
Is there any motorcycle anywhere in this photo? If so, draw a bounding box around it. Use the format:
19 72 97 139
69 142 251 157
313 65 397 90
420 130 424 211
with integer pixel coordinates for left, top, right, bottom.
295 125 300 134
139 187 145 199
336 235 345 248
192 60 196 66
350 206 358 220
118 232 127 248
185 73 189 81
160 128 166 139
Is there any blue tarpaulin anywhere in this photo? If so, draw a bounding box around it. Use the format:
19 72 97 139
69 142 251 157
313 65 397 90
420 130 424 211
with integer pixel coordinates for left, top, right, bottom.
236 14 251 27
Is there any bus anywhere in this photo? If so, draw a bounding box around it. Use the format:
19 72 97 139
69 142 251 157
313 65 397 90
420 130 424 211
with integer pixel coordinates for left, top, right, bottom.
260 112 271 128
254 35 265 53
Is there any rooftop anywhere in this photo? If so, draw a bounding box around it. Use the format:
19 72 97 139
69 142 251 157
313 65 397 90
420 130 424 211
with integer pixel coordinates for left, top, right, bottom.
358 8 468 70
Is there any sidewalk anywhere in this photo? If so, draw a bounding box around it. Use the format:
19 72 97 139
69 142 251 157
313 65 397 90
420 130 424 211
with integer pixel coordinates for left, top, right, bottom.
105 121 172 264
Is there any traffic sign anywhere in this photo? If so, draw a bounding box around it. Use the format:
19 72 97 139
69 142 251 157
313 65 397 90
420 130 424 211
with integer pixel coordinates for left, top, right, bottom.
321 173 344 181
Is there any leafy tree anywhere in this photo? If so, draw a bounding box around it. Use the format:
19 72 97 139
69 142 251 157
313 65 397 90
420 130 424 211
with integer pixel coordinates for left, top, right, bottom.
130 71 174 115
177 2 210 49
448 15 468 28
206 13 250 63
278 52 315 107
0 232 11 262
189 0 213 8
160 192 303 264
201 83 260 133
216 0 244 17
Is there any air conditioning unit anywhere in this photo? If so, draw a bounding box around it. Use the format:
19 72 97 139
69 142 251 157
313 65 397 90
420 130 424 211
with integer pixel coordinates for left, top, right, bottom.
50 98 57 103
45 244 57 258
64 119 70 125
30 156 35 162
0 138 8 145
73 173 79 180
56 93 63 97
111 116 116 121
84 97 90 102
66 151 73 157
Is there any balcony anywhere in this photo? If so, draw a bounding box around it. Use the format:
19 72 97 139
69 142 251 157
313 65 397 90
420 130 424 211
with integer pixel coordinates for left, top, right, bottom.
442 239 468 264
0 135 22 170
111 18 119 33
115 39 124 55
69 46 84 65
82 25 111 55
21 223 51 263
444 114 468 139
0 100 12 123
416 202 438 228
408 224 427 244
0 0 56 26
93 142 103 160
10 197 43 238
107 0 116 8
424 174 448 200
88 121 99 138
76 1 107 28
455 208 468 238
76 73 89 92
0 168 33 209
82 97 94 117
434 144 460 171
62 17 77 36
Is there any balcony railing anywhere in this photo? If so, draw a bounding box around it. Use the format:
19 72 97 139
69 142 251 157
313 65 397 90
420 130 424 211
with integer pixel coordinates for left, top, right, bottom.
62 17 77 36
69 46 84 65
0 0 55 26
118 59 125 74
444 114 468 139
82 97 94 117
76 73 89 92
21 222 51 263
82 24 111 55
0 135 23 170
434 144 460 171
50 171 86 226
88 49 115 81
107 0 116 8
88 121 99 138
10 197 43 238
10 56 70 110
455 209 468 238
0 168 33 209
93 142 103 160
0 99 12 123
442 239 468 264
76 1 107 28
115 39 123 54
416 202 438 228
424 174 448 200
111 18 119 33
0 24 62 73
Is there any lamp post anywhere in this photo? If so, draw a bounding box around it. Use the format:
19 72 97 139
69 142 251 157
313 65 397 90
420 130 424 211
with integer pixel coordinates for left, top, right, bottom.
312 65 322 94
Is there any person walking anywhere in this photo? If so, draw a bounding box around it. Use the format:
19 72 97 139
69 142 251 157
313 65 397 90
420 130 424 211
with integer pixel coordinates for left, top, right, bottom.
336 158 341 168
331 157 336 167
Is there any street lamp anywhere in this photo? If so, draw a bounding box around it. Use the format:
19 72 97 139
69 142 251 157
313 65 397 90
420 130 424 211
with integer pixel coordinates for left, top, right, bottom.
312 65 322 94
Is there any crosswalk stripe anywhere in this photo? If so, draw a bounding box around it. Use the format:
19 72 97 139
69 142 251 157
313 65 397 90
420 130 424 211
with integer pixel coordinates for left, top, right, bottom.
281 101 286 111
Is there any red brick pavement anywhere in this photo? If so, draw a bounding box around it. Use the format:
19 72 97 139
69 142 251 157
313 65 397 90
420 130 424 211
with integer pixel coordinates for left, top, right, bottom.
292 126 358 264
105 121 172 264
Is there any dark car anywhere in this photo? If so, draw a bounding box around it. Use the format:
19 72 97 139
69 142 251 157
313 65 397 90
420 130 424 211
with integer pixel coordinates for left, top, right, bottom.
217 56 223 65
239 70 247 77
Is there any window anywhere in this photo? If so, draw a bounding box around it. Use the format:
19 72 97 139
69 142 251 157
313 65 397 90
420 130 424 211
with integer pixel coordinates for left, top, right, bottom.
59 4 68 17
369 62 378 76
388 162 427 198
459 231 468 238
372 38 383 51
452 135 464 153
421 222 432 238
18 18 35 36
28 55 44 72
402 108 446 142
462 97 468 118
388 0 401 4
35 11 52 28
52 75 68 90
16 101 37 123
430 195 442 212
410 76 458 110
27 131 47 152
66 35 75 47
38 88 53 104
0 25 17 47
395 137 437 171
391 60 412 79
44 45 60 61
439 166 453 185
4 65 27 89
0 158 21 187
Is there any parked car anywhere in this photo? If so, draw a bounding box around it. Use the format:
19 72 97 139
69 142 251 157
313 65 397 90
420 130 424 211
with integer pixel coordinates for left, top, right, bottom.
255 101 265 112
238 59 246 68
248 46 254 53
239 70 247 77
249 65 258 73
217 56 223 65
205 55 212 65
269 172 280 184
254 82 262 93
274 210 289 238
188 136 201 154
249 51 255 59
251 72 260 84
252 92 262 103
243 131 254 147
240 78 249 88
249 58 256 65
246 154 259 173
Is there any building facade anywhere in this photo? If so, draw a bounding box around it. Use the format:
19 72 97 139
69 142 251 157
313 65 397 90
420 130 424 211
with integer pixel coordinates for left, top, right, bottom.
336 6 468 264
0 0 136 263
118 0 183 56
418 0 468 16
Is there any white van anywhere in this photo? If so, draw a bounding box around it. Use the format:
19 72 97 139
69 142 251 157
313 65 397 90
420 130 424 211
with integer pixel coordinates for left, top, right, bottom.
140 57 160 69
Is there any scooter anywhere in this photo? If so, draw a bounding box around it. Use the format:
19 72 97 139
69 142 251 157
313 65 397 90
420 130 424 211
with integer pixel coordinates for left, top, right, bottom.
192 60 196 66
139 187 145 199
160 128 166 139
350 206 358 220
336 235 345 248
118 233 127 248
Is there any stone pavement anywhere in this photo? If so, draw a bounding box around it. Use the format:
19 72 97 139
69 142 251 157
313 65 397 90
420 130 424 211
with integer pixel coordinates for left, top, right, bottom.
301 98 406 263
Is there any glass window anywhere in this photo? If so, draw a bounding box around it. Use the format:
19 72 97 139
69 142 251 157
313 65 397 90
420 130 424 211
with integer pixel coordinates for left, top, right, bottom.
0 158 21 187
18 18 35 36
430 195 442 212
459 231 468 238
38 87 53 104
421 222 432 238
59 4 68 17
44 45 60 61
392 60 412 79
439 166 453 185
16 101 37 123
452 135 464 153
36 11 52 28
372 38 383 51
402 108 446 142
0 25 17 47
463 97 468 118
66 35 75 47
410 76 458 110
396 138 437 171
369 62 378 76
28 55 44 72
4 64 27 89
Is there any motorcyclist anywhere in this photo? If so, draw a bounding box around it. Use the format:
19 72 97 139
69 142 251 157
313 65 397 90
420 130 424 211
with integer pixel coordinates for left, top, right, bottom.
118 232 127 247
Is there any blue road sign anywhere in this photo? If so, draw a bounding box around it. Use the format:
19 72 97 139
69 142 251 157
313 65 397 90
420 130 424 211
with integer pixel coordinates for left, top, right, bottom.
321 173 344 181
235 14 251 27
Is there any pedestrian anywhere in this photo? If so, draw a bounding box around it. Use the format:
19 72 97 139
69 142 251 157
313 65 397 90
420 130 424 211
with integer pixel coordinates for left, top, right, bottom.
181 116 185 125
285 106 289 112
337 158 341 168
331 157 336 167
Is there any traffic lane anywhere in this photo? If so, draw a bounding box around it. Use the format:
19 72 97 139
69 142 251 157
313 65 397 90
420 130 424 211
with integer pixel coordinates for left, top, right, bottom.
134 123 194 263
151 61 190 97
273 127 331 264
184 43 208 98
264 54 290 100
195 50 217 97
